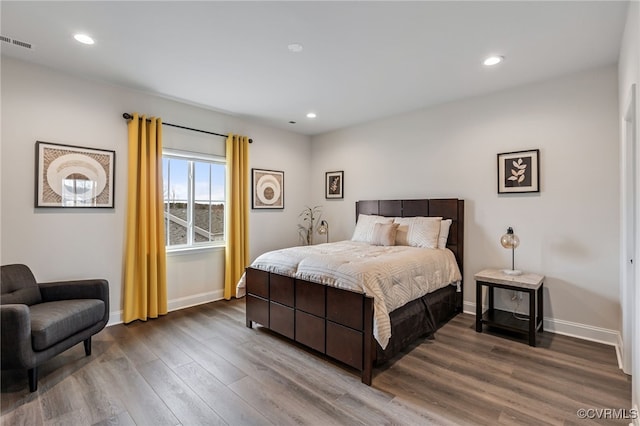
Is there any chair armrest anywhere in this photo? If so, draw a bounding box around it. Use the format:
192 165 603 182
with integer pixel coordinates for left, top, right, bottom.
1 304 33 368
39 279 109 305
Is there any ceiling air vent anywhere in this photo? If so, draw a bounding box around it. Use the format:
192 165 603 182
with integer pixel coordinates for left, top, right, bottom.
0 35 33 50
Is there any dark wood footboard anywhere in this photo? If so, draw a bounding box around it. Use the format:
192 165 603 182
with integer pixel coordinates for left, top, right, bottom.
245 267 375 384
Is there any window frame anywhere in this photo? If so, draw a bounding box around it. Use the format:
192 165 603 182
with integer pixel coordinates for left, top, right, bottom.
163 148 226 252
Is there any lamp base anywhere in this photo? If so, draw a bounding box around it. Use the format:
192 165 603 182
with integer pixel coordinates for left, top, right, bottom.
503 269 523 276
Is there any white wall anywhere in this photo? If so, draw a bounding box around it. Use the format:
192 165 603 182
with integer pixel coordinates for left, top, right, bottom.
618 0 640 417
0 57 311 324
311 65 621 343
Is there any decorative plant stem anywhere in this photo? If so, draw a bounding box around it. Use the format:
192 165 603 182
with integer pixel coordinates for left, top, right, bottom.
298 205 322 245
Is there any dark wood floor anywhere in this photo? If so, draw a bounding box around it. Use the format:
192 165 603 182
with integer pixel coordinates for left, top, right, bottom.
1 298 631 425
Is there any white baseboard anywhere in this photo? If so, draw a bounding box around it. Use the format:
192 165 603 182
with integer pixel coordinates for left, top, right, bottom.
463 301 478 316
463 302 622 368
107 289 224 326
545 317 622 359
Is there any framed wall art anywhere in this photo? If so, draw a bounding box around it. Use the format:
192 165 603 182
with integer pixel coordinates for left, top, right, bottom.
35 141 115 208
497 149 540 194
325 170 344 199
252 168 284 209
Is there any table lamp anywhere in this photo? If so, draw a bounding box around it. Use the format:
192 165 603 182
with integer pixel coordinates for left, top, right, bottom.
318 220 329 243
500 227 522 275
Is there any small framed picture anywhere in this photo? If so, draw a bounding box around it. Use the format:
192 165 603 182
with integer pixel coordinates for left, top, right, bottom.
252 168 284 209
325 171 344 199
497 149 540 194
35 141 115 208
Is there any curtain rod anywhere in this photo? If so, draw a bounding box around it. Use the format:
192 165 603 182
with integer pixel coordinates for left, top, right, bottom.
122 113 253 143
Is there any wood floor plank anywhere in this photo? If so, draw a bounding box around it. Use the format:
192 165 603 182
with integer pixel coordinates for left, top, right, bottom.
88 343 180 425
0 397 44 426
249 330 395 404
174 361 272 426
137 359 226 426
159 316 248 386
104 324 158 367
228 339 355 410
128 321 193 369
385 397 462 426
399 350 571 425
72 364 128 424
91 410 137 426
376 358 504 425
228 375 362 426
1 299 630 426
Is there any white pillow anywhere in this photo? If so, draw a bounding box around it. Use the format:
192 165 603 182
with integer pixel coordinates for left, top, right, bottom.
352 214 394 243
438 219 452 249
394 216 442 248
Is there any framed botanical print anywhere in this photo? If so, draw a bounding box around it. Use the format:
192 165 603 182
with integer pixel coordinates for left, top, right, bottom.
252 168 284 209
325 171 344 199
497 149 540 194
35 141 115 208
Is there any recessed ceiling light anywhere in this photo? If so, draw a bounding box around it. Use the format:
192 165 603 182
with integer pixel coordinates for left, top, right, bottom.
289 121 296 124
483 56 503 66
287 43 303 53
74 34 95 45
306 112 317 119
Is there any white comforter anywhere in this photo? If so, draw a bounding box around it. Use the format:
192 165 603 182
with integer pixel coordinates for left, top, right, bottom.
236 240 462 349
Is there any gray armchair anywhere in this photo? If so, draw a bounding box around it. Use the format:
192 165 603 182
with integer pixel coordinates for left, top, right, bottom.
1 264 109 392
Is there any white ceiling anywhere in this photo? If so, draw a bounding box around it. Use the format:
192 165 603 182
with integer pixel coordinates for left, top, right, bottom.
0 1 629 136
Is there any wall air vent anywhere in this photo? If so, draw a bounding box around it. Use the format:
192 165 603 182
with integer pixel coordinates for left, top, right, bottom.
12 39 32 49
0 35 33 50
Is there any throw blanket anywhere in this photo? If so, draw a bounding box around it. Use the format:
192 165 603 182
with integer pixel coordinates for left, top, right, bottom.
236 241 461 349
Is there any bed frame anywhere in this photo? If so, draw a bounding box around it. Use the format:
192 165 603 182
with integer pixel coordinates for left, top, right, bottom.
245 198 464 385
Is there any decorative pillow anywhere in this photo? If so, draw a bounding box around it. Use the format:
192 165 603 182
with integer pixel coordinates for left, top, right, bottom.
394 216 442 248
371 222 400 246
394 217 410 246
438 219 452 249
352 214 394 243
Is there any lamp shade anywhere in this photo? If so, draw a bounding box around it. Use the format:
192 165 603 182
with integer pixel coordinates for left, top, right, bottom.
318 220 328 234
500 227 520 249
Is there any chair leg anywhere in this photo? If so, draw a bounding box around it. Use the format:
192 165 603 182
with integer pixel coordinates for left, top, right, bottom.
28 367 38 392
83 337 92 356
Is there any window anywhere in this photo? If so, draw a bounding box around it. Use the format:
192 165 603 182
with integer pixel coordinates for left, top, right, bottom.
162 150 225 249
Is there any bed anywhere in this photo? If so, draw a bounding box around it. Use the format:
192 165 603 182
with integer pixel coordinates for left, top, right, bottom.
240 198 464 385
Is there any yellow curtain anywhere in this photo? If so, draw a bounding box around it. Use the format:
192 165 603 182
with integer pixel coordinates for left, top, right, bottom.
123 113 168 323
224 134 250 300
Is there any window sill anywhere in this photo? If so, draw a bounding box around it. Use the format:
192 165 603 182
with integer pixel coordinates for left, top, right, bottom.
166 244 225 256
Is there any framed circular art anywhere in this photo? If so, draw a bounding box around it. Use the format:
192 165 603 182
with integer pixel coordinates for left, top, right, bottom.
252 168 284 209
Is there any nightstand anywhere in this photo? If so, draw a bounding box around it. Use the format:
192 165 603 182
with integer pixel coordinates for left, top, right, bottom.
474 268 544 346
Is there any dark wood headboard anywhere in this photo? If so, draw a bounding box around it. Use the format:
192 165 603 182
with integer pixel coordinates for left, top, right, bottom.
355 198 464 277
